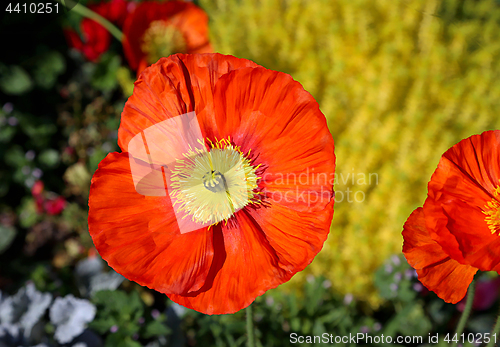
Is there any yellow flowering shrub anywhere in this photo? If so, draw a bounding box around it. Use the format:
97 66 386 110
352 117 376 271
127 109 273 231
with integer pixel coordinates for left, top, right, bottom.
200 0 500 306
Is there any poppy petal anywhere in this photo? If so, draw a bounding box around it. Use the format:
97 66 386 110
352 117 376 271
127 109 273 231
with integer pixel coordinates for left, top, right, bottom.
211 66 336 211
163 3 211 53
118 54 258 152
424 130 500 269
168 210 289 314
248 199 334 273
63 29 83 51
90 54 336 315
80 19 111 62
403 208 477 303
88 152 215 295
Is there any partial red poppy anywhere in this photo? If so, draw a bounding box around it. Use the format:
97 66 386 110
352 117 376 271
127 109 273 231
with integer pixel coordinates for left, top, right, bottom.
64 18 111 62
403 208 477 303
63 0 130 62
34 196 45 214
31 180 67 216
122 1 212 74
44 196 67 216
88 53 335 314
403 130 500 303
31 180 45 213
92 0 129 28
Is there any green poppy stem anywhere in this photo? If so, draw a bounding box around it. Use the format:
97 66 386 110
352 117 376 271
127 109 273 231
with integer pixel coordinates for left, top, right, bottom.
246 304 255 347
486 302 500 347
451 279 476 347
62 0 124 42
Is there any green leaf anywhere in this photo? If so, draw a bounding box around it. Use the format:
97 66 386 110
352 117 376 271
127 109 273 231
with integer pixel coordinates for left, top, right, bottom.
0 177 9 198
122 291 144 319
0 64 33 95
143 319 171 339
290 317 301 332
0 225 16 254
91 53 121 92
38 149 60 168
88 147 107 175
17 198 39 228
5 146 27 168
317 309 346 325
116 66 135 97
93 290 129 311
30 264 50 291
21 123 57 143
89 316 118 334
34 51 66 89
427 299 451 326
91 290 144 339
384 303 431 337
0 126 16 143
105 334 142 347
468 314 495 334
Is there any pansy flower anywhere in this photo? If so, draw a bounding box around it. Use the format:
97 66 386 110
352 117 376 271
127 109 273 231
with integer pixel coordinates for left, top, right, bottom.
88 53 335 314
122 1 212 74
403 130 500 303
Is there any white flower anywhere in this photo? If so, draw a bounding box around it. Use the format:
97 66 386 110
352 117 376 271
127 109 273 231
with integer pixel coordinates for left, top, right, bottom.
0 283 52 339
49 295 96 344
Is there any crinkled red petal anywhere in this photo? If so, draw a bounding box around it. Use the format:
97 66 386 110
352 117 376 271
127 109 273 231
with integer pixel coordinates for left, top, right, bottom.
118 53 258 151
424 130 500 270
403 208 477 303
168 211 288 314
169 199 334 315
88 152 214 295
122 1 211 71
212 66 335 212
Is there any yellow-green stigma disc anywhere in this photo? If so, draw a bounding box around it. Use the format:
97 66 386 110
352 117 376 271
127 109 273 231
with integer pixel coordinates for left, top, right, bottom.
170 138 259 225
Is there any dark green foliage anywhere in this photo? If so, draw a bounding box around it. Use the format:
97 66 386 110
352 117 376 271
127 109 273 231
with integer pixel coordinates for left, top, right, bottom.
89 290 171 347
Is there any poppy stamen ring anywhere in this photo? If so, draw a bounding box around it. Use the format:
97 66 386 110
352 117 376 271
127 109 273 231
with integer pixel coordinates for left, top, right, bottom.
169 138 259 225
483 183 500 235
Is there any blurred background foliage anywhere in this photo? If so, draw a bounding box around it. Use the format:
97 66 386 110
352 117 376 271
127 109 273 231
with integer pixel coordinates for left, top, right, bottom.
1 0 500 346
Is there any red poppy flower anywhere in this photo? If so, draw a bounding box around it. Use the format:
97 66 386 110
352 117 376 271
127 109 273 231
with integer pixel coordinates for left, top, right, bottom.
64 19 111 62
122 1 212 74
403 130 500 303
44 196 67 216
88 53 335 314
32 180 45 214
63 0 129 62
93 0 129 28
